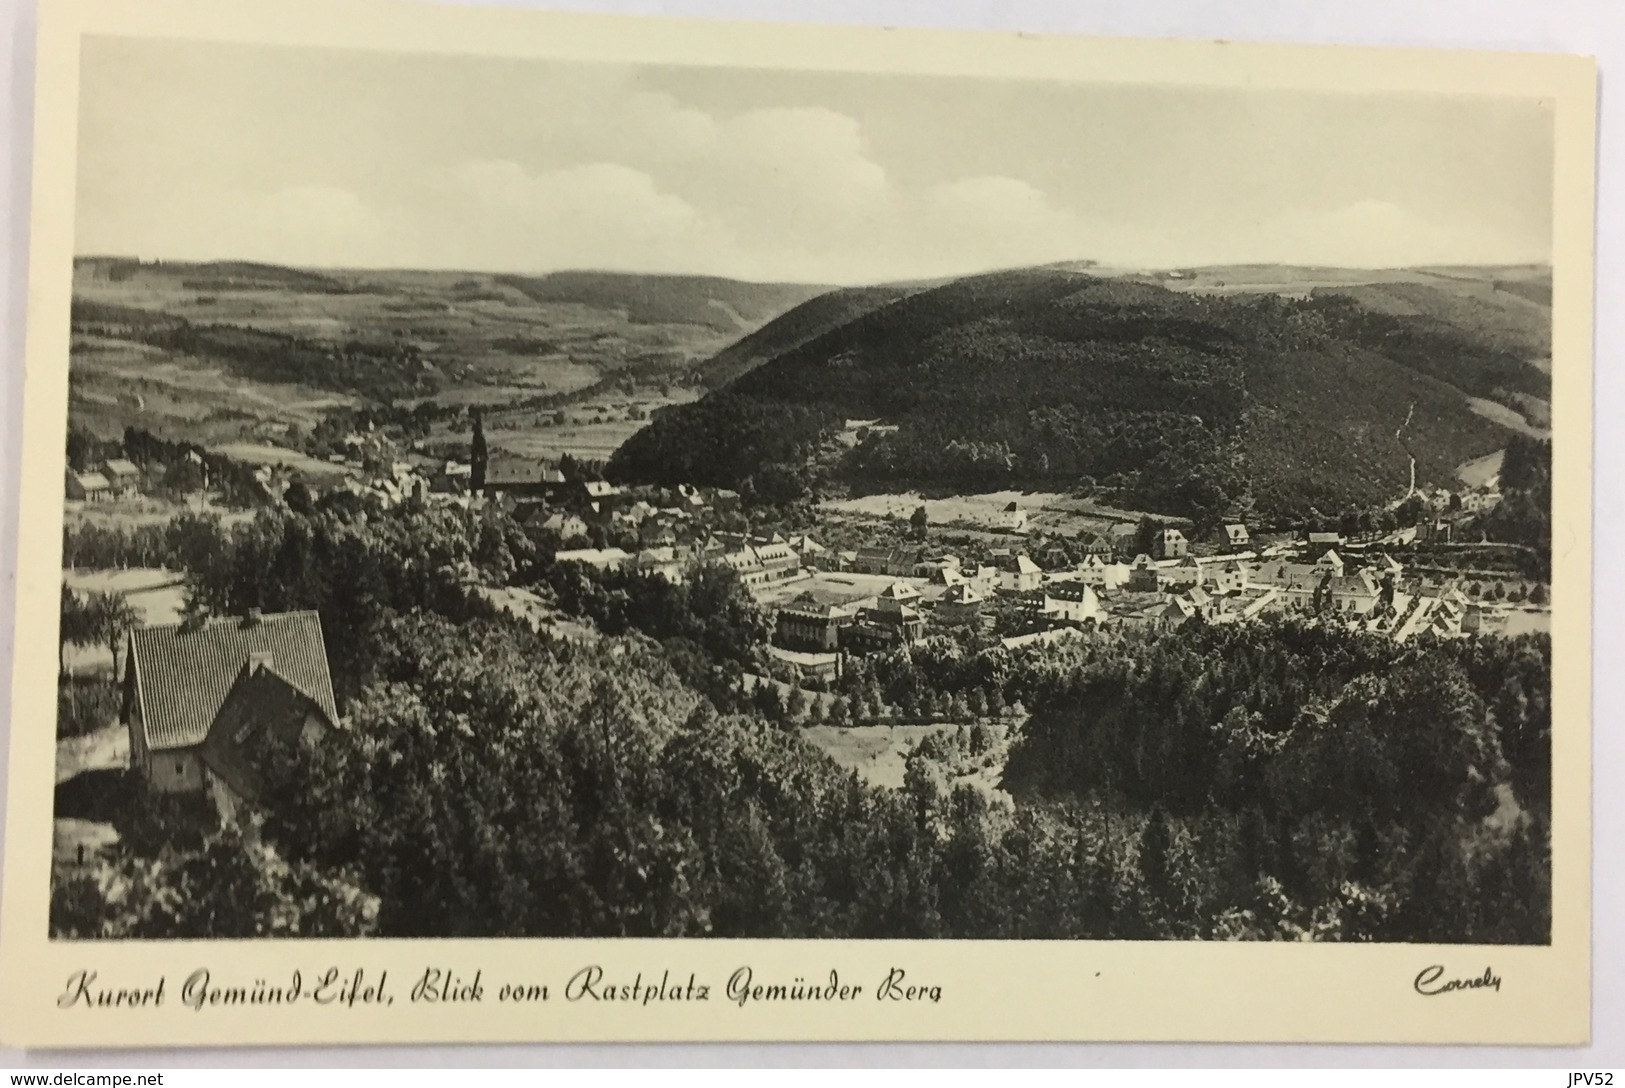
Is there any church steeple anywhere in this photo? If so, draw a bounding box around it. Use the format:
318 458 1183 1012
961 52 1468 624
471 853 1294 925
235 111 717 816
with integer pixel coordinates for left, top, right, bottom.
470 410 488 493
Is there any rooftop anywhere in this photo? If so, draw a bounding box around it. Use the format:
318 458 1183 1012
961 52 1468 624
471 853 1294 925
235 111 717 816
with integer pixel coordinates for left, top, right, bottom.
129 610 338 752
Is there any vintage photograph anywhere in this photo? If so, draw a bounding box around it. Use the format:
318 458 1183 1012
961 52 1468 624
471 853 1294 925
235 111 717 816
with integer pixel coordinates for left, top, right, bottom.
45 32 1558 947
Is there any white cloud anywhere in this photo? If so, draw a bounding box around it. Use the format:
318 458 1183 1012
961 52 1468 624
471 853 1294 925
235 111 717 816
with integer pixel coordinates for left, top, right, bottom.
438 158 737 274
255 185 392 265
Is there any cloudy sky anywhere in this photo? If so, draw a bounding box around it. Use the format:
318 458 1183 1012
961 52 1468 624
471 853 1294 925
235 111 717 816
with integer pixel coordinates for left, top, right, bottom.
74 36 1555 284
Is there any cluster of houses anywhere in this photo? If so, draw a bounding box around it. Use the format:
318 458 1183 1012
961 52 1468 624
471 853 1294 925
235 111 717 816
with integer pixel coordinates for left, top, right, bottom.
64 458 143 503
490 477 744 546
768 527 1502 679
550 528 813 592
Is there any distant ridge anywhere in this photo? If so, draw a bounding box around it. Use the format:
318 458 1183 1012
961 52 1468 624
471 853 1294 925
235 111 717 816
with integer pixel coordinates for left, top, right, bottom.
611 263 1551 524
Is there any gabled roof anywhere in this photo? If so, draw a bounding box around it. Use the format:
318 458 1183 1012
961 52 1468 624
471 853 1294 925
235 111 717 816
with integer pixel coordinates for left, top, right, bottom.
997 554 1041 575
878 580 922 601
201 662 337 803
940 583 985 605
74 472 111 491
754 542 798 562
542 510 587 529
779 597 855 621
129 611 338 752
102 458 140 477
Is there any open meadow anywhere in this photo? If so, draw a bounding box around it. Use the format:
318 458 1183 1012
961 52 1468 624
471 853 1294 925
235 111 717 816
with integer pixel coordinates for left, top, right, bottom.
821 489 1166 537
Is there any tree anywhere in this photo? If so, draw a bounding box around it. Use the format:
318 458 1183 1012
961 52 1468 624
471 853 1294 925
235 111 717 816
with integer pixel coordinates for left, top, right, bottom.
1529 583 1548 605
87 592 139 679
161 458 205 497
284 480 315 516
52 834 377 939
58 587 98 675
910 504 929 540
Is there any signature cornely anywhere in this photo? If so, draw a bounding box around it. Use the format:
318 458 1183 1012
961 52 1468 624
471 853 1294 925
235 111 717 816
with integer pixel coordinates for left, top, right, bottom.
1414 965 1502 995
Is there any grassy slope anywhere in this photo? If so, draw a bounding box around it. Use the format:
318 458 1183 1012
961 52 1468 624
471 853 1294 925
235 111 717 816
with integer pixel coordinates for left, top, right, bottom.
494 271 827 334
67 259 825 449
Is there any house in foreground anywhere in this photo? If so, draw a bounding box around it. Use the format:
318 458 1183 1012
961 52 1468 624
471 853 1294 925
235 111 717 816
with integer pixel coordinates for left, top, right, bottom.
123 609 340 824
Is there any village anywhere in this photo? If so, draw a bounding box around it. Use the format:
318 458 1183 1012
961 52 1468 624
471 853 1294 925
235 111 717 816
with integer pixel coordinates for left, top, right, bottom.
53 421 1549 870
66 413 1545 686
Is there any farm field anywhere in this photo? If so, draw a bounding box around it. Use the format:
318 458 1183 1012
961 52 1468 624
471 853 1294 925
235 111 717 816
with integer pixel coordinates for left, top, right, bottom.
69 334 362 447
1465 398 1550 440
1494 608 1552 638
1456 449 1506 489
210 442 354 480
69 258 823 454
65 494 259 531
468 387 702 473
820 489 1164 537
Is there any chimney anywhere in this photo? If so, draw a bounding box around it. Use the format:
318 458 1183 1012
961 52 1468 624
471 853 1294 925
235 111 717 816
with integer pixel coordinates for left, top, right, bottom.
243 607 263 627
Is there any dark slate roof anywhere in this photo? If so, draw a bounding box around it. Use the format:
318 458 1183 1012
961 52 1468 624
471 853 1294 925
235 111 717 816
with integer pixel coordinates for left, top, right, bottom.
130 610 338 751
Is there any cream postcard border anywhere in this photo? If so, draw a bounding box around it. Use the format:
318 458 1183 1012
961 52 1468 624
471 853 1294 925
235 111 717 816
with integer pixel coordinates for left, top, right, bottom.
0 0 1597 1049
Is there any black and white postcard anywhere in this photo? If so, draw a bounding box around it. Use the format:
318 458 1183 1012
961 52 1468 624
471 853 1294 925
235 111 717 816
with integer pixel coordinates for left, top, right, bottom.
0 0 1596 1048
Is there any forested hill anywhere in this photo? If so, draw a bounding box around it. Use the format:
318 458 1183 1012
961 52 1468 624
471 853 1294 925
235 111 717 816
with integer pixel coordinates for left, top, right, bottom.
608 266 1551 525
695 283 919 387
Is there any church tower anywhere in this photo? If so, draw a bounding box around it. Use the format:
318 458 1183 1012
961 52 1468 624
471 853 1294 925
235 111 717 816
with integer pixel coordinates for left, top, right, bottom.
470 411 488 494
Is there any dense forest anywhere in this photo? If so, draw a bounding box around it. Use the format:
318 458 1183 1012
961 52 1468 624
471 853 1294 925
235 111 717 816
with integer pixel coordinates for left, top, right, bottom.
52 496 1551 943
1475 434 1554 577
610 270 1549 527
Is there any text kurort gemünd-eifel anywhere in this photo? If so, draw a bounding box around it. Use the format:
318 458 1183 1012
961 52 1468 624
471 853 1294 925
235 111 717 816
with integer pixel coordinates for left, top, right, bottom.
54 965 944 1012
